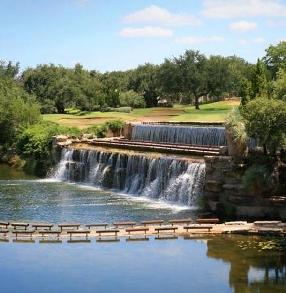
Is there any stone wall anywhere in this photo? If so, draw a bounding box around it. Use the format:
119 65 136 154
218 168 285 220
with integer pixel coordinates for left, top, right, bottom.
204 156 286 220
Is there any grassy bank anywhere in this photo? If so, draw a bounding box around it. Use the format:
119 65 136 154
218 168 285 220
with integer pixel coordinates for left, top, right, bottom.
43 100 240 129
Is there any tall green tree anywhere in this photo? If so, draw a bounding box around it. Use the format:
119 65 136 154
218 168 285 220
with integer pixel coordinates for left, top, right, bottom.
250 59 269 99
128 64 160 107
273 68 286 101
264 41 286 78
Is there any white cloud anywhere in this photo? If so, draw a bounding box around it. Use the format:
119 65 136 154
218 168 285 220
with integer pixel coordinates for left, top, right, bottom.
122 5 200 26
119 26 173 38
230 20 257 31
176 35 224 45
203 0 286 18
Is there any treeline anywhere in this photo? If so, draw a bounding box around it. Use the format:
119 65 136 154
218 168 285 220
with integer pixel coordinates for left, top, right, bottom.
20 51 254 113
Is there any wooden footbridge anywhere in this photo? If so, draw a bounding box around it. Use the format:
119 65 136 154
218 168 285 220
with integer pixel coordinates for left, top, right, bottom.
1 220 285 243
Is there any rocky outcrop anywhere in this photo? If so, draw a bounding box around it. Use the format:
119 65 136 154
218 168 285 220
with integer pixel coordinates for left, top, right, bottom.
204 155 286 220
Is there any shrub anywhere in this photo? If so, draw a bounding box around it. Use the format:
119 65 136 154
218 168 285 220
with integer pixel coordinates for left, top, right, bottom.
119 90 146 108
242 164 272 195
241 97 286 154
105 120 124 133
111 107 132 113
85 125 108 138
17 122 80 159
225 108 247 144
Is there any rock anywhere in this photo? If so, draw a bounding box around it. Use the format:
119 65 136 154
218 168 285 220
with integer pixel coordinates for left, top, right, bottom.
254 221 282 226
55 135 69 142
82 133 94 140
219 146 228 155
225 221 248 225
206 180 223 192
223 184 245 191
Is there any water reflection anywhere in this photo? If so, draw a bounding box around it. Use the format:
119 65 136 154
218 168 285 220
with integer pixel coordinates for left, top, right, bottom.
0 236 285 292
207 235 286 292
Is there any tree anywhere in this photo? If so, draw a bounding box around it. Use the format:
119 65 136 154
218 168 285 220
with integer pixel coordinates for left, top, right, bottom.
174 50 209 109
128 64 160 107
250 59 269 99
119 90 146 108
264 41 286 78
158 59 182 102
22 64 104 113
241 97 286 154
273 68 286 101
0 78 41 144
225 56 253 97
0 60 20 79
173 51 231 109
206 55 230 98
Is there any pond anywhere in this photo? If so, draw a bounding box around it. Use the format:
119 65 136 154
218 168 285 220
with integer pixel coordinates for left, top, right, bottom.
0 164 286 292
0 235 286 293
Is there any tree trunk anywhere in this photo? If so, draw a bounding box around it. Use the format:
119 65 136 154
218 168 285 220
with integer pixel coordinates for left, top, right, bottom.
263 144 267 155
194 95 200 110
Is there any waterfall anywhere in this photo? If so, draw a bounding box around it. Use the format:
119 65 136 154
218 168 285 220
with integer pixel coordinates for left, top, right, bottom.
131 124 227 146
53 148 206 207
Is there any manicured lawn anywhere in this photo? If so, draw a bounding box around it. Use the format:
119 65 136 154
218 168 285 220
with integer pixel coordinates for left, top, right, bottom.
42 99 240 129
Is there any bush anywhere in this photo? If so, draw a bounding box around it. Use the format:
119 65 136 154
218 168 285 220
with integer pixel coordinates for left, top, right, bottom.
85 120 124 138
40 99 57 114
17 122 80 159
85 125 108 138
105 119 124 133
0 78 41 144
242 164 272 195
241 97 286 154
225 108 247 144
100 104 112 112
119 90 146 108
111 107 132 113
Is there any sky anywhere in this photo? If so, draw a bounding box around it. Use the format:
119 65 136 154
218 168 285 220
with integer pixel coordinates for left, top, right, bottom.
0 0 286 72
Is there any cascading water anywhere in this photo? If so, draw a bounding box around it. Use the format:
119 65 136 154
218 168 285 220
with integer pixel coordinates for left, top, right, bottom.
131 124 227 146
53 148 206 207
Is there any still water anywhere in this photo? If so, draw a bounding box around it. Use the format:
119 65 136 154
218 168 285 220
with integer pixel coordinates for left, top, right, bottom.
0 164 286 292
0 236 286 293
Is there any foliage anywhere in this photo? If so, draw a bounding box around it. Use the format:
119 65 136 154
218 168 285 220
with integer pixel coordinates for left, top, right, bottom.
16 121 80 176
273 68 286 101
0 60 20 79
85 119 124 137
250 59 270 99
159 51 239 109
225 108 247 144
105 119 124 133
242 164 272 195
264 41 286 78
85 124 107 138
111 107 132 113
119 90 146 108
22 64 103 113
128 64 160 107
19 49 259 113
241 97 286 154
0 78 41 144
17 122 80 159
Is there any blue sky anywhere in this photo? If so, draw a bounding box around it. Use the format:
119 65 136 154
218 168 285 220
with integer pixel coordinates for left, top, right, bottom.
0 0 286 72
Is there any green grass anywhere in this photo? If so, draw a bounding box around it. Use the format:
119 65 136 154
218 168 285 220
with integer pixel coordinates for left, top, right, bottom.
43 99 240 129
172 100 240 122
